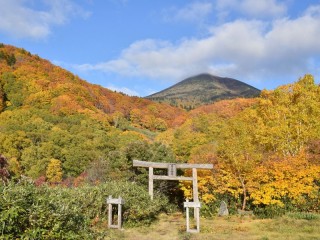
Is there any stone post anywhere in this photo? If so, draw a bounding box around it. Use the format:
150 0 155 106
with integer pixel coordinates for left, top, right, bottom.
107 195 125 229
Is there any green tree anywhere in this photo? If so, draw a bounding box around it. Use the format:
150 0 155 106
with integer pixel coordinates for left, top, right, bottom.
6 53 16 66
0 85 5 112
2 72 25 108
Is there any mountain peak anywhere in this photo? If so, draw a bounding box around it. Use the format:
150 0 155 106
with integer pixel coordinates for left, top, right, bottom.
145 73 260 109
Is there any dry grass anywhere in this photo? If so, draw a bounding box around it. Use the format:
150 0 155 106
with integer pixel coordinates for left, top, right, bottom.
103 212 320 240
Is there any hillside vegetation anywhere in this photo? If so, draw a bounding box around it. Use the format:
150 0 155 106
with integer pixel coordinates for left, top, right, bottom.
0 44 186 179
145 73 260 109
1 43 320 238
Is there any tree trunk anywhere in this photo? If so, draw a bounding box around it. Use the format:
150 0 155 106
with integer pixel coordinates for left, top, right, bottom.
239 177 247 210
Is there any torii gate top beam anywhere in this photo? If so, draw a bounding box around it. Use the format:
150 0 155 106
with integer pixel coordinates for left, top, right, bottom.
133 160 213 170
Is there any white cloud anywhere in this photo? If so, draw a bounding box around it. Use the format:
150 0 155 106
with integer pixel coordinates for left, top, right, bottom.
76 3 320 87
163 1 213 23
0 0 90 39
242 0 287 18
304 4 320 17
107 85 139 96
216 0 287 18
174 2 213 22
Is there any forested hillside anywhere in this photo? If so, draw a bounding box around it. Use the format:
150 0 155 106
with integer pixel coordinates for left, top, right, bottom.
0 43 319 238
0 44 186 180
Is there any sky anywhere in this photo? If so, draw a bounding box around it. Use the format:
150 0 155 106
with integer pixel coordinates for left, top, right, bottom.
0 0 320 97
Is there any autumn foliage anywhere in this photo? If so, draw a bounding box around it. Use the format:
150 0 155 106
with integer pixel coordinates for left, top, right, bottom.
174 75 320 212
0 43 319 216
251 151 319 209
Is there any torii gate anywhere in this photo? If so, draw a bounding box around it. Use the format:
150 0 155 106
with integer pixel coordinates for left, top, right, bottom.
133 160 213 233
132 160 213 201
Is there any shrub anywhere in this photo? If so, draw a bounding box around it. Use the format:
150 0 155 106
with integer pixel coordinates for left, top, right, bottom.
253 205 286 219
0 180 170 239
286 212 320 221
74 181 170 226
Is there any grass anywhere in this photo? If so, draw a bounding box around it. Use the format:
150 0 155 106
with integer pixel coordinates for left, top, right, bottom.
102 212 320 240
127 125 157 140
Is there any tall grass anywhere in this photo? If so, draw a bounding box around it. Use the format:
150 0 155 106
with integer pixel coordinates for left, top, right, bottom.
286 212 320 220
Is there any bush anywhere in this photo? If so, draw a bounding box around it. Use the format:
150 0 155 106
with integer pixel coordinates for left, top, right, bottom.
0 180 170 239
72 181 170 226
253 205 286 219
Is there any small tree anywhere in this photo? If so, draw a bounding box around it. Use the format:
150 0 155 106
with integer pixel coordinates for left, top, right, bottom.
6 53 16 66
85 157 109 184
46 159 63 184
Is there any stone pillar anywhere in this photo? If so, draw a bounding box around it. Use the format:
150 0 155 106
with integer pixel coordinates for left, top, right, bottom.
192 168 200 224
149 167 153 200
185 199 190 232
192 168 198 201
108 197 112 228
184 199 201 233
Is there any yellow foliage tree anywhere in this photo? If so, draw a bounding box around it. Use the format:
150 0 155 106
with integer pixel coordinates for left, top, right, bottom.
46 158 63 183
217 109 263 210
180 144 217 203
7 157 22 176
155 128 175 147
250 150 320 208
130 108 143 127
171 119 209 162
256 74 320 156
193 145 217 203
180 171 216 203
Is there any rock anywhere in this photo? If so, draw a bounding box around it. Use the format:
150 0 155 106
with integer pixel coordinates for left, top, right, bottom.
218 201 229 216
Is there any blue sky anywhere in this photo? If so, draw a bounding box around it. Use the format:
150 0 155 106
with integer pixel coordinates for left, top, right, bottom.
0 0 320 96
